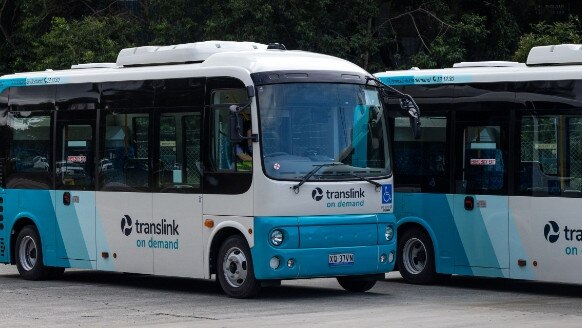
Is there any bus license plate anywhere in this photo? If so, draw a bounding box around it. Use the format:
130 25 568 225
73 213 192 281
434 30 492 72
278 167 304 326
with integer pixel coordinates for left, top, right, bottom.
328 253 354 266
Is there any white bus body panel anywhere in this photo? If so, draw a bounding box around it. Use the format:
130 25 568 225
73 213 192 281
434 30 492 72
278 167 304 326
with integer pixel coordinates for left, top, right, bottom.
510 197 582 284
96 192 154 273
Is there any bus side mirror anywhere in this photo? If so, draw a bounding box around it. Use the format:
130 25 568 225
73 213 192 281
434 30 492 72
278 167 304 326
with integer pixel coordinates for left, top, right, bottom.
400 97 421 139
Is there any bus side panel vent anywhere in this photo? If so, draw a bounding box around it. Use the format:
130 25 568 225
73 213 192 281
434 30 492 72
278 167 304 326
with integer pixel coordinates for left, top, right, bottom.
0 238 4 257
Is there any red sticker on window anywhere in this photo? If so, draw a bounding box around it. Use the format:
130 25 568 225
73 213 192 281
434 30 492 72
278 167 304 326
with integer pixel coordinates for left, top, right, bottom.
67 155 87 163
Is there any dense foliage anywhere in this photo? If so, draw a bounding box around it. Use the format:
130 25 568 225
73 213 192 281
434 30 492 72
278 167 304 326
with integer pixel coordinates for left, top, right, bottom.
0 0 580 74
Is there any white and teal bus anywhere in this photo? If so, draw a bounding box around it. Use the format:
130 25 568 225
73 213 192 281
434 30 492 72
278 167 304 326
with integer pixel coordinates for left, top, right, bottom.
0 41 418 298
376 44 582 286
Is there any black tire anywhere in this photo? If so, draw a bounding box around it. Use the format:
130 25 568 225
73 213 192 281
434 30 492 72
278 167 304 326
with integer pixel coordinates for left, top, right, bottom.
337 275 377 292
15 226 51 280
397 227 436 284
216 235 261 298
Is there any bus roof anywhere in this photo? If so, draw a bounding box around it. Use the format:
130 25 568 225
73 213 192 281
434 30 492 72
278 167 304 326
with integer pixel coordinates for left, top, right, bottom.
0 40 368 85
375 44 582 85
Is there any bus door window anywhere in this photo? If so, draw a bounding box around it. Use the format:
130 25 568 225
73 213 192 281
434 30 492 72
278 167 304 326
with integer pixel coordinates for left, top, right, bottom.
458 125 505 193
56 117 95 190
99 109 151 191
156 112 202 192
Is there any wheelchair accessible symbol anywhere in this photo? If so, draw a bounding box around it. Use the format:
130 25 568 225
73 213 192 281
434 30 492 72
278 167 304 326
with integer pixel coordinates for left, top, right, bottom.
381 185 392 204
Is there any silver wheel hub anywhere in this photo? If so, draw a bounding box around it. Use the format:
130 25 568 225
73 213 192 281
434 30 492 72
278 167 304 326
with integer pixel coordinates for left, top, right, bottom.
19 236 37 271
222 247 248 288
402 237 427 275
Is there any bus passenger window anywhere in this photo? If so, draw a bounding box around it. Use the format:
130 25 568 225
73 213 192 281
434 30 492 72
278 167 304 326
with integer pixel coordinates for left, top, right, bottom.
520 115 580 197
3 112 52 189
393 116 448 193
99 110 151 191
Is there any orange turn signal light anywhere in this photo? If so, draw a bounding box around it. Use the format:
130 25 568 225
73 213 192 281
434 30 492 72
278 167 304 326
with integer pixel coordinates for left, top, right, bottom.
204 219 214 228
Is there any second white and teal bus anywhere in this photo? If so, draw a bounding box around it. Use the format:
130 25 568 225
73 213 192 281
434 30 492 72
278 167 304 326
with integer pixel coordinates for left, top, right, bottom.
376 44 582 285
0 41 416 298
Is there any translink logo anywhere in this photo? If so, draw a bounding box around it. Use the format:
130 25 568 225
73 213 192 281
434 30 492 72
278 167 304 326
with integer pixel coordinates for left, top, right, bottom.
311 187 365 201
544 221 560 243
120 215 179 236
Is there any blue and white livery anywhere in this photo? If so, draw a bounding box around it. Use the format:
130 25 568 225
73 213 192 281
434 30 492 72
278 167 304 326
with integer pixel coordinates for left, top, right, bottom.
376 44 582 285
0 41 400 298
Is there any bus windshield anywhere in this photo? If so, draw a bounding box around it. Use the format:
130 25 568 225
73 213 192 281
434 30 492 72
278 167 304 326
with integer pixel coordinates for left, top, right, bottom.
257 83 390 181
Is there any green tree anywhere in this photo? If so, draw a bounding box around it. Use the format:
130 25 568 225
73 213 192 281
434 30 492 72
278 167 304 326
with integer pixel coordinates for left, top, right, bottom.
203 0 381 70
30 16 138 71
407 13 487 69
203 0 275 43
513 16 582 62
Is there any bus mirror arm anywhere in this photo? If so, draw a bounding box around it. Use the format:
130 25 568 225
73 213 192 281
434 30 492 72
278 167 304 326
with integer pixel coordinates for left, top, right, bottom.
229 106 245 143
366 76 421 139
400 95 421 140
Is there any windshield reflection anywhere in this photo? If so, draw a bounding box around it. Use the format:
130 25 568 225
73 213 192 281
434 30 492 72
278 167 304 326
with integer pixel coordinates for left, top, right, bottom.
258 83 390 181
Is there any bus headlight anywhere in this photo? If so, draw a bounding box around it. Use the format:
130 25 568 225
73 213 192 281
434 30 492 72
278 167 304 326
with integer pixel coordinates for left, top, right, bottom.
270 229 284 246
385 225 394 241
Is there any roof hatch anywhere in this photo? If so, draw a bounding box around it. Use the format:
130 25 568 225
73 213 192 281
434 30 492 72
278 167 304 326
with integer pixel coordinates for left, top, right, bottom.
116 41 268 67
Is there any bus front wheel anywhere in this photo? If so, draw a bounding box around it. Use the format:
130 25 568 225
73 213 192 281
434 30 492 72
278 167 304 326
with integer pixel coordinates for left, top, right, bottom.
15 226 50 280
337 275 377 292
397 227 436 284
216 235 261 298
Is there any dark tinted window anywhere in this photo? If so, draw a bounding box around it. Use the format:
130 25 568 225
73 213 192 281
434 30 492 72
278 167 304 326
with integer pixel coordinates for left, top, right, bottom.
519 114 582 197
9 86 55 111
56 83 100 110
55 114 95 190
204 77 252 194
393 116 449 193
157 111 202 193
102 81 154 109
0 91 8 187
515 80 582 110
3 111 53 189
99 109 151 191
154 78 205 107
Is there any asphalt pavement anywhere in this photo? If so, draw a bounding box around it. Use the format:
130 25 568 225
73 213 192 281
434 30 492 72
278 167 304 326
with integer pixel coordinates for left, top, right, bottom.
0 265 581 327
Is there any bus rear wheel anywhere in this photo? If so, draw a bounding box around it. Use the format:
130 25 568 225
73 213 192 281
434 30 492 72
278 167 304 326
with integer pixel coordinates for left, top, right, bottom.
216 235 261 298
337 275 377 292
15 226 51 280
397 227 436 284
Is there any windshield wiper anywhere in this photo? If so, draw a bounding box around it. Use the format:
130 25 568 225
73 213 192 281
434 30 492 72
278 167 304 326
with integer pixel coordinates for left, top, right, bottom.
341 172 382 191
291 162 345 193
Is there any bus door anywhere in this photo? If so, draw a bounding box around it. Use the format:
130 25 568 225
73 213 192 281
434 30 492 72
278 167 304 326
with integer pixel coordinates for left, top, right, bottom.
453 118 509 275
55 110 97 264
152 111 203 278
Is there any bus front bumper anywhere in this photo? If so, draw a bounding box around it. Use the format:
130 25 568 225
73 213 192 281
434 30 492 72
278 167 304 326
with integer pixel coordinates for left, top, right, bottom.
251 215 396 280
